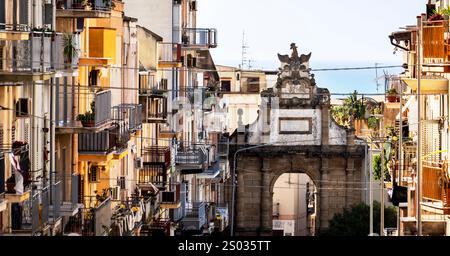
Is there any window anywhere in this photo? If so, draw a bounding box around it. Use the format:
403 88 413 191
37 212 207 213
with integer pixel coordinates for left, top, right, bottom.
88 165 99 183
247 77 260 92
221 80 231 92
15 98 30 118
89 69 99 87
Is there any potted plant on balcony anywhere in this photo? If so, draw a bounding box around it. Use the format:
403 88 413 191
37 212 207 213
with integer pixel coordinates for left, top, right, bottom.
77 101 96 127
386 88 399 103
63 33 79 69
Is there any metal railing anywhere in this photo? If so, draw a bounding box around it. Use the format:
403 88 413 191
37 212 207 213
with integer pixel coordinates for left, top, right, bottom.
0 23 30 32
71 174 79 207
0 32 53 73
112 104 143 132
141 97 168 121
52 181 62 219
138 165 168 189
78 127 116 153
141 146 171 166
158 43 181 63
83 197 112 236
176 145 208 166
181 202 207 231
94 90 112 127
56 0 113 11
42 187 50 225
181 28 217 48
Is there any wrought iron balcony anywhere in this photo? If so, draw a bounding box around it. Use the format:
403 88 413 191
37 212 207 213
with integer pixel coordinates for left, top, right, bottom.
56 0 113 18
158 43 182 68
176 145 208 174
181 28 217 49
180 202 208 231
138 164 169 190
139 76 168 96
141 146 171 167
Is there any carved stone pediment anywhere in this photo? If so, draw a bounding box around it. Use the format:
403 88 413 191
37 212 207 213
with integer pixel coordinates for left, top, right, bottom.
268 43 327 108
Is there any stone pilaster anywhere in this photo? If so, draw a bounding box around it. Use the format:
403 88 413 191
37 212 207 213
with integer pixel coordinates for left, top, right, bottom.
260 158 273 235
319 158 330 230
321 105 329 145
345 158 355 208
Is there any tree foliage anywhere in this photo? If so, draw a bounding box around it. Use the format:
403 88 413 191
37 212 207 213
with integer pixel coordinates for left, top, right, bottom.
318 201 397 236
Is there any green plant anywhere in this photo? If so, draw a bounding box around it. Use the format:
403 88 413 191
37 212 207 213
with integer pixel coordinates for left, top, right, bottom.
318 201 397 236
434 7 450 16
387 88 397 96
373 154 391 181
331 90 366 127
367 116 379 129
63 33 79 65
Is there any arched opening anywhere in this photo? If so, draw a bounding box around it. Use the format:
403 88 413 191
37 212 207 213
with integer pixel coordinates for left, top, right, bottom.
271 173 317 236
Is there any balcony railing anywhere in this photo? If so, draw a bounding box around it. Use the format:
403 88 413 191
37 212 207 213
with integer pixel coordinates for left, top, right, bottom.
94 90 112 127
82 197 112 236
140 96 168 123
78 127 117 154
0 23 30 32
53 33 81 70
42 187 50 226
158 43 182 65
141 146 171 167
176 145 208 169
56 0 113 18
51 181 62 219
181 202 207 231
139 77 168 96
0 32 53 74
138 165 168 190
112 104 143 132
181 28 217 49
423 162 450 206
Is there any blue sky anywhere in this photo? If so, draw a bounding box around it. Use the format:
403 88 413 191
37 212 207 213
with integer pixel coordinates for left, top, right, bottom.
197 0 425 70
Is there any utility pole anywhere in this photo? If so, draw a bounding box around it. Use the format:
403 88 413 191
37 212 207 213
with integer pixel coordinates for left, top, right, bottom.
416 15 423 237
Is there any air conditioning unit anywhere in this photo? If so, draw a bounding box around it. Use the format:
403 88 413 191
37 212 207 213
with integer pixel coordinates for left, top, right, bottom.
15 98 31 118
111 186 120 201
135 157 143 169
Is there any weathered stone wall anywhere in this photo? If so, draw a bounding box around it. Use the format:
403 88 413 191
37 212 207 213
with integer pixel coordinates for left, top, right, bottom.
229 146 365 236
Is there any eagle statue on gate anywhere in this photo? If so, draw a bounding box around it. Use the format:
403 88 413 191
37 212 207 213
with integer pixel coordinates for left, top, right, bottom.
277 43 312 66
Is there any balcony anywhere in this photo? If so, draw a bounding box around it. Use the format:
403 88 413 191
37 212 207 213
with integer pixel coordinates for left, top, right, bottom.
56 0 113 18
139 147 171 190
52 33 81 71
0 23 30 41
180 202 207 231
82 197 112 236
78 127 117 162
158 43 182 68
140 95 168 123
402 76 449 94
112 104 143 133
139 76 168 96
176 145 208 174
181 28 217 49
51 175 82 217
57 90 112 134
141 218 171 236
0 32 55 83
421 161 450 215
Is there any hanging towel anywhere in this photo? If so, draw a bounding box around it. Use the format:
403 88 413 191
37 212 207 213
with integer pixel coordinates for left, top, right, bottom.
9 153 23 195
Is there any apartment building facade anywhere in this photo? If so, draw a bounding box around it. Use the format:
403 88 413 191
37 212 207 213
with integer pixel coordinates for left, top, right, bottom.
389 0 450 236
